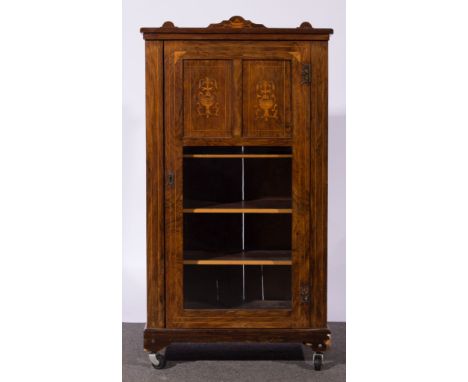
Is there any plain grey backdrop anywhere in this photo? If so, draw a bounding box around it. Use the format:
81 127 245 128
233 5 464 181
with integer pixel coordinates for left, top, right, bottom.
123 0 345 322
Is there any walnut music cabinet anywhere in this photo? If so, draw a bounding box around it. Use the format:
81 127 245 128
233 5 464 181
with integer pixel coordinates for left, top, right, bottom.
140 16 333 370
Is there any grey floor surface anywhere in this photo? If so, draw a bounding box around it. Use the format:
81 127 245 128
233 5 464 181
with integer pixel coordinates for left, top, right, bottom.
123 322 345 382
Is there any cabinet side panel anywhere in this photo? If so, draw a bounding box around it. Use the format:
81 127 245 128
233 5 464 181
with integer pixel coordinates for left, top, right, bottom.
290 43 311 328
146 40 165 328
310 42 328 328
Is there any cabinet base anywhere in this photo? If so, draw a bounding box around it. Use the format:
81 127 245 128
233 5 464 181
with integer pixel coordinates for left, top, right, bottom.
144 327 331 353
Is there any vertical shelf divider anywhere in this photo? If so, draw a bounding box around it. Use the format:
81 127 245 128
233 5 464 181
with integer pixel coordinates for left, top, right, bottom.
241 146 245 302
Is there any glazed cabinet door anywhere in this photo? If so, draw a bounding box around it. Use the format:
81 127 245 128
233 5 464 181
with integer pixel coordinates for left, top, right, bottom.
164 41 311 328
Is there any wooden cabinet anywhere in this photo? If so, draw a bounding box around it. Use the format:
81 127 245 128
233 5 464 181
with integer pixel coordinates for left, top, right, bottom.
141 16 333 370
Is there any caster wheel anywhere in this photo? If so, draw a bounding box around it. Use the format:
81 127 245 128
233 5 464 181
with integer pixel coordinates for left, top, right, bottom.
149 352 166 369
313 352 323 371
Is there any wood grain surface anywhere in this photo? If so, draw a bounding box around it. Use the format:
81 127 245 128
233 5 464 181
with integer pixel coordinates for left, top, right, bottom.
143 18 332 347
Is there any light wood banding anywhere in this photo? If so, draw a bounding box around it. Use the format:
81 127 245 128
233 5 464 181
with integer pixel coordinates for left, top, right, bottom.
183 154 292 158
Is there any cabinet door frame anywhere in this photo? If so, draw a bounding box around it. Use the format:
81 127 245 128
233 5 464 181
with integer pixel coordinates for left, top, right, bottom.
164 41 311 329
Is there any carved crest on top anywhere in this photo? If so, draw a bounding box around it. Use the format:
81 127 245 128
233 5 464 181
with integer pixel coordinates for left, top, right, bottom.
161 21 176 28
298 21 314 29
208 16 265 29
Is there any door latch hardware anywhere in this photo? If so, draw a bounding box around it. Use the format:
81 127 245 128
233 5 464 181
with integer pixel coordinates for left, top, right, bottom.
300 285 310 304
168 172 174 186
301 64 311 84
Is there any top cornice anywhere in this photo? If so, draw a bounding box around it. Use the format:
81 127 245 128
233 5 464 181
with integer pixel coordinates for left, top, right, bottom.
141 16 333 41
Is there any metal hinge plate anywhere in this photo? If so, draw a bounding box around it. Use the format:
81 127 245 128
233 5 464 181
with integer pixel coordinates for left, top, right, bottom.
300 285 310 304
301 64 311 84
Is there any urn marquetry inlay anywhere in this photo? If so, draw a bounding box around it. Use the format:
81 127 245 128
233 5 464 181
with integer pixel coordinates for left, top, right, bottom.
255 80 279 121
196 77 220 118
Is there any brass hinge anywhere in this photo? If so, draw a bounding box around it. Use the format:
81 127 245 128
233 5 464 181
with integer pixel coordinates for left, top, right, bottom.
301 64 311 84
300 285 310 304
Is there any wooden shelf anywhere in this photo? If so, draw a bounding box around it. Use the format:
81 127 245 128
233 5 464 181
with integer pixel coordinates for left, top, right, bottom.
183 154 292 158
184 300 291 310
183 198 292 214
183 250 291 265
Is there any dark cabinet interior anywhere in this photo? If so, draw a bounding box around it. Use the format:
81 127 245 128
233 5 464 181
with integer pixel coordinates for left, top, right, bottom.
182 146 293 310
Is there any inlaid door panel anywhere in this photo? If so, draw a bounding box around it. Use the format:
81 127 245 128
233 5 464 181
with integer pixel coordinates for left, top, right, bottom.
183 60 233 138
243 60 292 138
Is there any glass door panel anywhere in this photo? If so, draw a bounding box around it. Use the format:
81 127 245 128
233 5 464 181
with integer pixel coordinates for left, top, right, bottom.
182 146 292 309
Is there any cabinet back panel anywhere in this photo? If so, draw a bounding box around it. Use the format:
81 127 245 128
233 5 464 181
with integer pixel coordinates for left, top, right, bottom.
244 158 292 200
185 265 291 309
183 158 241 204
244 214 292 250
184 214 242 251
